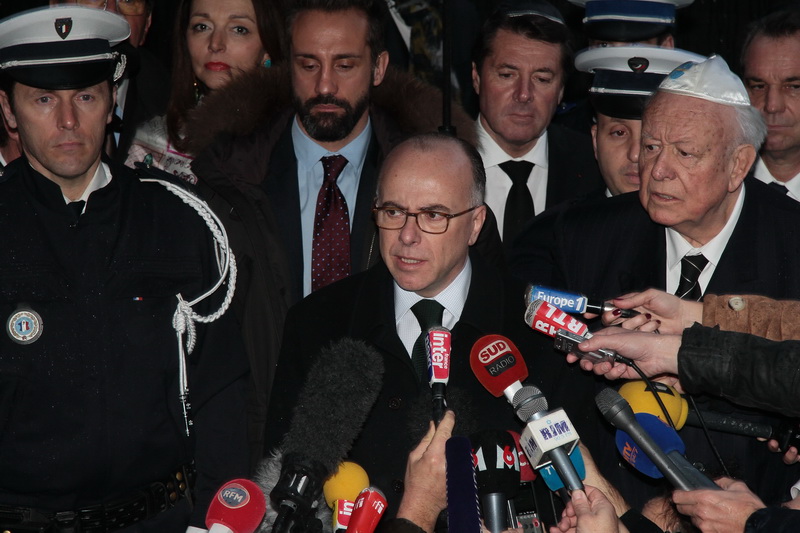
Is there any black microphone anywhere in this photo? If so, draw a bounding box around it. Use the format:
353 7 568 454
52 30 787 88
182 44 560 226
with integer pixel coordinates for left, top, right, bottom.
445 436 482 533
268 338 385 533
471 430 520 533
595 388 719 491
684 410 800 453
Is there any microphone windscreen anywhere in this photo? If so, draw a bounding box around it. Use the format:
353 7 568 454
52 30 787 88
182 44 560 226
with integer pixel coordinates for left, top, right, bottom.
508 431 536 482
206 479 267 533
280 338 385 476
619 380 688 429
470 335 529 397
323 461 370 508
471 430 521 498
446 436 482 533
615 413 686 479
426 327 452 385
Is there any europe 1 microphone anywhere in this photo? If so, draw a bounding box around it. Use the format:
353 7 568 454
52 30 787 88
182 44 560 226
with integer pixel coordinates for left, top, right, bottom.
470 335 584 494
525 284 639 318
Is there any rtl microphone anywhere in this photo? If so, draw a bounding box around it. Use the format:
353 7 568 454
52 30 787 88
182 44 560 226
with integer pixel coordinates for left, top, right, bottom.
526 284 639 317
323 462 370 531
470 335 584 494
525 299 630 365
346 487 387 533
426 327 452 425
595 388 719 491
206 479 267 533
471 430 520 533
446 436 483 533
269 338 385 533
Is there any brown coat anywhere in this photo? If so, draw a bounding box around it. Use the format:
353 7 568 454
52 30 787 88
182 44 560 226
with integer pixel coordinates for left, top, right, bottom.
702 294 800 341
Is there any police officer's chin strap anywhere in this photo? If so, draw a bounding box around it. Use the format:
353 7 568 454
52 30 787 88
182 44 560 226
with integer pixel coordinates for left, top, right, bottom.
141 177 237 436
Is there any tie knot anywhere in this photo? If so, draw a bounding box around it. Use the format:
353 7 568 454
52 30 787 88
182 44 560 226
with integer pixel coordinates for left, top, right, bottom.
682 253 708 273
68 200 86 218
321 154 349 183
769 181 789 195
499 160 534 186
411 299 444 332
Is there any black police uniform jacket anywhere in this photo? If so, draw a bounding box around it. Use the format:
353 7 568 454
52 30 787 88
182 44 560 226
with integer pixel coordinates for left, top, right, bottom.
0 158 249 527
263 250 609 519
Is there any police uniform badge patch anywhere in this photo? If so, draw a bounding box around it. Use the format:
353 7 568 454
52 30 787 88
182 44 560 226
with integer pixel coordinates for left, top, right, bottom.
55 17 73 40
7 308 44 344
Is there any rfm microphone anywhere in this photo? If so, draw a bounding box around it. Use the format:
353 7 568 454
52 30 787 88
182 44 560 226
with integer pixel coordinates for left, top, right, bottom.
426 327 452 425
323 462 370 531
524 299 630 365
270 338 385 533
595 388 719 491
446 436 483 533
346 487 387 533
470 335 583 494
471 430 520 533
525 284 639 317
206 479 267 533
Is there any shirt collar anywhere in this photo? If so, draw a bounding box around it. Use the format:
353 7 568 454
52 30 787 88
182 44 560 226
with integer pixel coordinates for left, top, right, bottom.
394 257 472 326
61 161 112 205
475 115 549 170
753 156 800 200
666 183 746 270
291 114 373 166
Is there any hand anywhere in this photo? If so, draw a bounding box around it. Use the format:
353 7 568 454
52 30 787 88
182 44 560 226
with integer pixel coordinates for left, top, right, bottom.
567 328 682 380
672 477 765 533
396 410 455 533
600 289 702 335
548 486 629 533
766 440 799 464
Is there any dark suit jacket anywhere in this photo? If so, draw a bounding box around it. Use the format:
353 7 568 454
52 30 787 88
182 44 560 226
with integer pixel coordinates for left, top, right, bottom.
544 123 605 211
264 251 607 517
115 46 170 163
509 177 800 508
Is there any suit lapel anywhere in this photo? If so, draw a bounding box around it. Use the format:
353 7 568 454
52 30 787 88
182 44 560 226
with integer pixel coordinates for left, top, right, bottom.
263 119 304 302
351 133 380 272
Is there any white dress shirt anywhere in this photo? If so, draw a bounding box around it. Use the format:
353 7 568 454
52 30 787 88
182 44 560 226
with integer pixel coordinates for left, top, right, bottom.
753 156 800 201
475 116 549 238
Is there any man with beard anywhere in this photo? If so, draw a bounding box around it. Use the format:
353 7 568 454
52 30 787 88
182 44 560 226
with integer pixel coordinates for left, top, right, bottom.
191 0 490 467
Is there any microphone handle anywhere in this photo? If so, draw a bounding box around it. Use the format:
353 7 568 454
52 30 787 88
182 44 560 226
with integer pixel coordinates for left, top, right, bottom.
684 410 773 439
431 383 447 426
547 446 584 493
481 493 511 533
665 451 720 490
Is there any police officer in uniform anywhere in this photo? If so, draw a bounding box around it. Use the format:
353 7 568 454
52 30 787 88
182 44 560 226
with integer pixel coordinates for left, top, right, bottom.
0 6 248 532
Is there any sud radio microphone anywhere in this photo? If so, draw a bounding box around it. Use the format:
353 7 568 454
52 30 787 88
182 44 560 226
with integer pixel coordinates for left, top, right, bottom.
596 388 719 491
270 338 385 533
206 479 267 533
525 284 639 317
323 462 369 531
470 335 583 494
425 327 452 425
346 487 387 533
525 299 632 365
446 436 482 533
471 430 521 533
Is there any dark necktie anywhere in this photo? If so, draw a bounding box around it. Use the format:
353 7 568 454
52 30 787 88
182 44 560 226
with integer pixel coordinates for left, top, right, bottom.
675 253 708 301
500 160 535 245
769 181 790 195
311 154 351 292
410 299 444 383
68 200 86 218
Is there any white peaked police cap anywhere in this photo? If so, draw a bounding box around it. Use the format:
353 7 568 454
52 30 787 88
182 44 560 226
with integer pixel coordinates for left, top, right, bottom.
658 54 750 107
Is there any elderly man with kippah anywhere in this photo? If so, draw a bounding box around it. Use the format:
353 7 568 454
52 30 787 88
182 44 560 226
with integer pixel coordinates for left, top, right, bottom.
511 54 800 516
0 6 248 532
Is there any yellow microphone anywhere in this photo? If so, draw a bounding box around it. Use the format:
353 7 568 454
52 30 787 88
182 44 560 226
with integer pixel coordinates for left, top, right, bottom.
618 380 689 429
323 461 370 531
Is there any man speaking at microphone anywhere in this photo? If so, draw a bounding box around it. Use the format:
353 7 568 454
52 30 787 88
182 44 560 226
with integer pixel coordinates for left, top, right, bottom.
264 132 606 524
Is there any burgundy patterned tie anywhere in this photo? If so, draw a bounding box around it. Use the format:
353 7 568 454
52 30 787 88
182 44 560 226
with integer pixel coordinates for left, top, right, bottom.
311 154 351 292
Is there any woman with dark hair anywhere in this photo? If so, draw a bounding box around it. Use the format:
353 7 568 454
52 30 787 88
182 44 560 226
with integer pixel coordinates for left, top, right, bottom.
126 0 284 183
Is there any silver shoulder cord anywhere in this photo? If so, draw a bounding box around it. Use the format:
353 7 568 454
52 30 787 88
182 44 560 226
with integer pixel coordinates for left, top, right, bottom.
140 177 237 436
